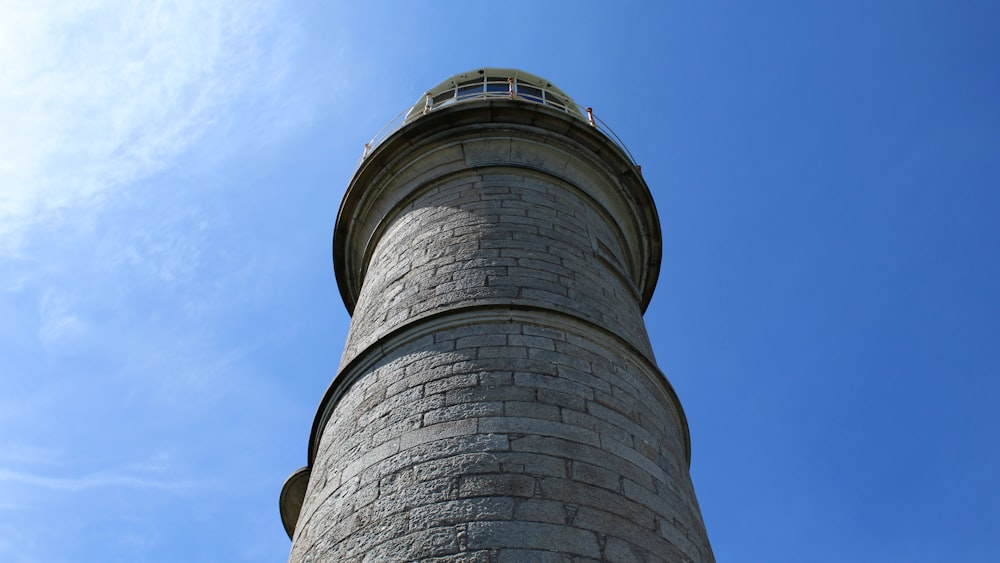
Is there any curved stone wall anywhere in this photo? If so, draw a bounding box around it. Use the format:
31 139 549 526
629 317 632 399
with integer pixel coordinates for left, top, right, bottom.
288 99 713 561
292 313 711 561
340 167 653 369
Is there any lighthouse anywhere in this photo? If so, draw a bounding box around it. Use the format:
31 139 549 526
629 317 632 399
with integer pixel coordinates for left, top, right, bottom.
282 68 713 562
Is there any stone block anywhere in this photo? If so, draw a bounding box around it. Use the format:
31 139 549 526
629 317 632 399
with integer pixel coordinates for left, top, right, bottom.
410 497 515 531
360 526 460 562
479 416 600 447
423 402 504 426
570 460 621 493
423 551 493 563
459 473 536 499
446 385 537 406
511 498 566 524
536 387 586 412
513 372 594 401
411 453 502 483
425 373 480 396
465 521 601 558
493 452 567 478
504 400 561 421
399 418 479 452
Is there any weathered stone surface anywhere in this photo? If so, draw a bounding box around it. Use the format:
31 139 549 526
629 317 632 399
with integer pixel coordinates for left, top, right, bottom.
288 93 712 561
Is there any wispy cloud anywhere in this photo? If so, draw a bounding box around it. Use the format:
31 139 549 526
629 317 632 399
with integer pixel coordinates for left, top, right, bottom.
0 466 191 493
0 448 197 502
37 287 88 353
0 0 291 256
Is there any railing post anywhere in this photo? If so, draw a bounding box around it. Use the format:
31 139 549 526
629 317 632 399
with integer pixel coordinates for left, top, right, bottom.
422 92 433 115
586 107 596 127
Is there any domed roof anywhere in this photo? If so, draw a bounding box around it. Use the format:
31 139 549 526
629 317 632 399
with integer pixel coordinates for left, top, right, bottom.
404 67 586 122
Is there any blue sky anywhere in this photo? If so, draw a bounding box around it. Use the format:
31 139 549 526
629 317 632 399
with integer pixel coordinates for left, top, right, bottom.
1 1 998 561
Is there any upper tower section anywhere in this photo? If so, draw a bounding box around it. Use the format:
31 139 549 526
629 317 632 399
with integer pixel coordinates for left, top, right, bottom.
334 68 662 323
404 68 587 131
359 68 625 164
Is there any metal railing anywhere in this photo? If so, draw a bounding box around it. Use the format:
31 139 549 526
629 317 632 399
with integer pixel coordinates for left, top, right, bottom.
356 76 640 173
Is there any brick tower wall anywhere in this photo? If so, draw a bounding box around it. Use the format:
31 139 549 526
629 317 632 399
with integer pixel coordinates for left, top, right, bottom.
288 101 713 562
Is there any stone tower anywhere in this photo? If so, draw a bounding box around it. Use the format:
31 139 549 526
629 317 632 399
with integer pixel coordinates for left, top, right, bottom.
281 68 713 562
